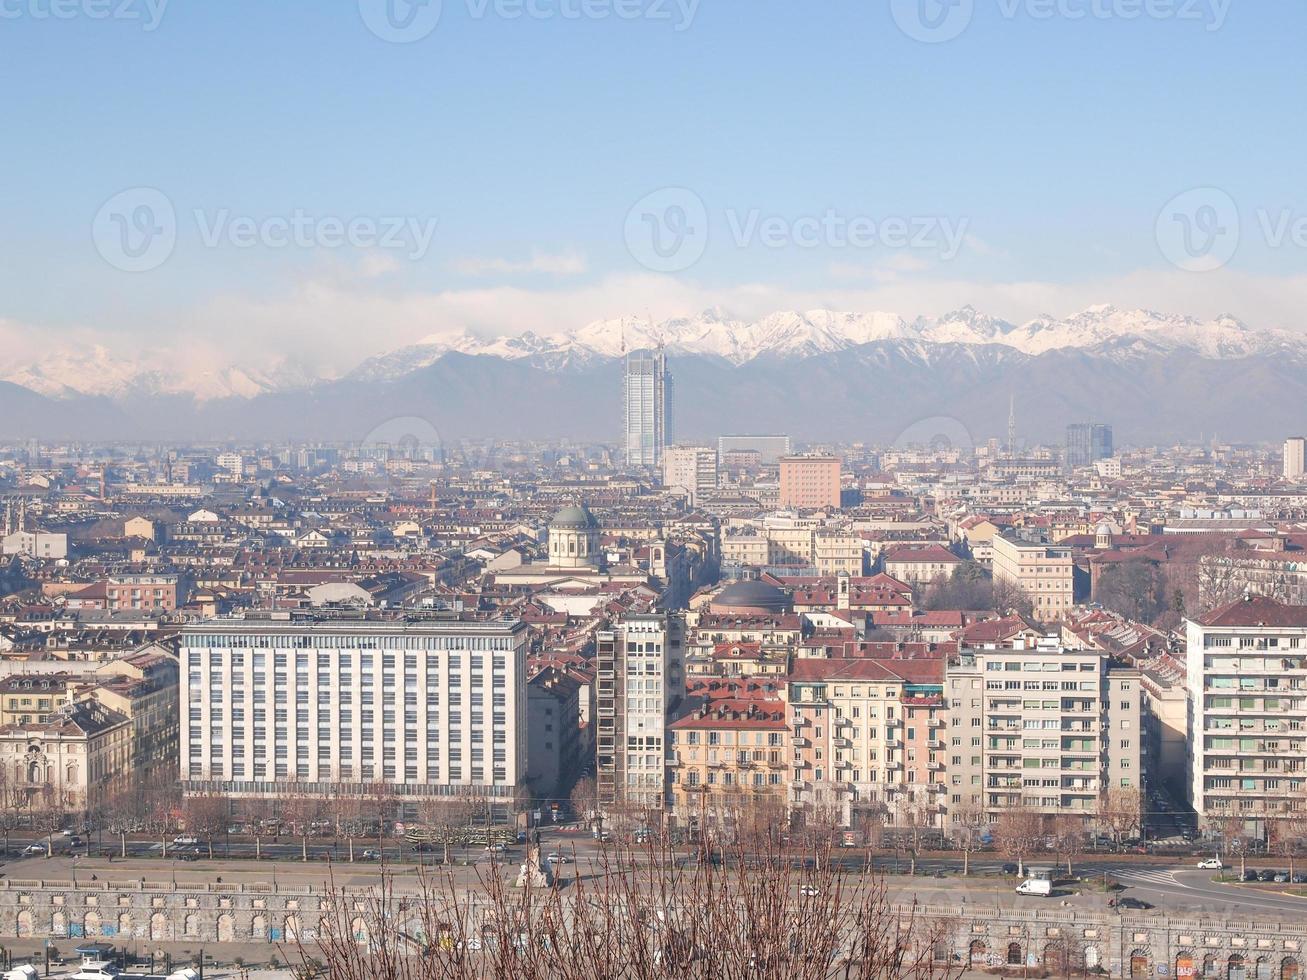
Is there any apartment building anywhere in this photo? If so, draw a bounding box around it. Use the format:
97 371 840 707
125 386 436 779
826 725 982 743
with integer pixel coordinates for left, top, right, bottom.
662 446 718 505
787 658 948 831
1186 596 1307 837
881 543 962 587
946 643 1141 826
594 612 685 819
180 614 529 815
779 455 841 510
991 535 1074 618
813 529 864 575
667 697 788 836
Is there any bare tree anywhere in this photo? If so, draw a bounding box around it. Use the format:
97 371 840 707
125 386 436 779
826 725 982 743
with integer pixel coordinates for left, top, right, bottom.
182 792 228 860
1050 815 1086 877
30 782 68 856
993 804 1043 878
1219 813 1251 877
569 777 598 830
1099 787 1142 847
290 837 966 980
361 781 398 857
947 799 987 877
418 793 478 865
281 781 326 862
142 776 180 859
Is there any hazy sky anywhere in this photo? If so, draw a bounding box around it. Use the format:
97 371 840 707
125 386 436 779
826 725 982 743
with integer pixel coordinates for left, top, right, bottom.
2 0 1305 376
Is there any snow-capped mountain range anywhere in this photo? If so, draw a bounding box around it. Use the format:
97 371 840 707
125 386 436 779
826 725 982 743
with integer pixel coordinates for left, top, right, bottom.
4 305 1301 400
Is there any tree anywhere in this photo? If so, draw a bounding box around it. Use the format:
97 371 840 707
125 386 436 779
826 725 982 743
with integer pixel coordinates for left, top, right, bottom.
292 838 966 980
30 782 68 855
1050 815 1086 877
993 804 1043 878
1220 812 1251 877
417 793 477 865
142 777 181 859
332 792 367 863
1268 814 1307 879
922 563 994 612
569 777 598 829
244 796 273 861
1099 787 1142 847
182 792 228 860
947 799 987 877
361 782 397 857
281 781 326 862
1095 560 1167 624
991 578 1034 620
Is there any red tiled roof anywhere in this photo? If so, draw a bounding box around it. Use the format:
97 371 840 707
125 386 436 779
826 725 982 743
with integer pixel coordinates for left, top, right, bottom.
1197 595 1307 628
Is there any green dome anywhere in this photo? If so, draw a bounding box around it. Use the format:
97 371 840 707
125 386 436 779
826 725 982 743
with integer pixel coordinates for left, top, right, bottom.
551 504 599 530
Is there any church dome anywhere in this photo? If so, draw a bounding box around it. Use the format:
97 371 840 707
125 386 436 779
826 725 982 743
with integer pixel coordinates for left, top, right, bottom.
551 504 600 530
711 580 792 615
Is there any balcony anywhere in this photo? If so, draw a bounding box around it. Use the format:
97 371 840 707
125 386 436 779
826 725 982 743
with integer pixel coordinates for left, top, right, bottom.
833 737 852 748
792 736 811 748
928 761 944 771
928 739 945 750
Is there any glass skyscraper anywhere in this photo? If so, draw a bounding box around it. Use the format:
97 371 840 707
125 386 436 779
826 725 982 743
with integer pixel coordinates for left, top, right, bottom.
622 349 672 469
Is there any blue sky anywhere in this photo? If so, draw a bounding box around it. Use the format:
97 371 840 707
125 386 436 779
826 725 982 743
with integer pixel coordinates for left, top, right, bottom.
1 0 1305 373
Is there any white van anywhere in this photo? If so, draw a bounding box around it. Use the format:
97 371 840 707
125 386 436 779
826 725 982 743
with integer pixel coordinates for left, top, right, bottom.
1016 878 1052 897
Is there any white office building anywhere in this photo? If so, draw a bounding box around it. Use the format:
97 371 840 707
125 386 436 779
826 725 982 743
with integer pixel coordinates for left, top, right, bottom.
1285 437 1306 481
180 614 528 811
622 349 672 469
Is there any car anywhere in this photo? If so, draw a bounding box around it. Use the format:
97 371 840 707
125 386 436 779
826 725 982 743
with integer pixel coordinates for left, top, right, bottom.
177 848 201 862
1274 872 1290 883
1242 869 1260 882
361 849 381 860
485 842 507 853
1258 869 1278 882
1001 863 1019 875
798 885 821 897
1114 897 1154 910
67 836 83 848
545 852 571 865
22 843 47 856
1197 858 1224 870
173 835 199 846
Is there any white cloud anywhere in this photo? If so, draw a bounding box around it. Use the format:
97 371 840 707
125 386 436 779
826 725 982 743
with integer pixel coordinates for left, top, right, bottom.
450 249 588 277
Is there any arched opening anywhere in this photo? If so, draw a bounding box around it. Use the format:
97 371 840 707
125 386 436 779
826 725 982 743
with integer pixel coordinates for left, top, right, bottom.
1229 954 1247 980
1007 942 1023 966
1257 958 1274 980
251 913 267 939
183 913 198 937
1282 958 1300 980
1131 950 1151 978
217 913 235 943
968 940 988 968
1176 951 1197 979
52 911 67 937
1203 954 1218 978
285 914 301 942
351 915 369 945
1044 942 1067 975
150 913 167 941
84 911 101 938
16 910 32 938
117 913 132 937
1085 947 1100 971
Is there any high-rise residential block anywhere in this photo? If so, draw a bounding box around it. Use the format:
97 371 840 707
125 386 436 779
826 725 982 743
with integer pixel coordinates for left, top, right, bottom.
1285 437 1307 481
662 445 718 505
778 454 841 510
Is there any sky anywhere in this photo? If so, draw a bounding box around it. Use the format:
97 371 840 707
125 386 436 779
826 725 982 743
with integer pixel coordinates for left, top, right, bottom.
2 0 1305 379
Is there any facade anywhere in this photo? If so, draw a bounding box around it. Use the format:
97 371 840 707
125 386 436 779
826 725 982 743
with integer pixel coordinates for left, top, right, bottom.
1065 423 1114 470
667 698 788 835
991 535 1074 618
881 543 962 587
779 455 841 510
180 615 529 814
622 349 672 469
0 699 133 816
1 531 68 559
594 612 685 819
1185 596 1307 836
946 644 1141 826
787 658 948 831
1285 437 1306 481
525 666 584 803
717 434 791 465
662 446 718 505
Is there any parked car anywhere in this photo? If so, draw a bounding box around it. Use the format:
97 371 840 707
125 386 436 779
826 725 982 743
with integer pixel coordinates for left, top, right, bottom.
173 835 199 846
1293 873 1307 884
1242 869 1260 882
1000 863 1019 875
1197 858 1224 870
1274 872 1290 883
798 885 821 897
485 842 507 853
1258 869 1278 882
22 843 47 856
177 847 202 862
67 836 84 849
361 849 381 860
